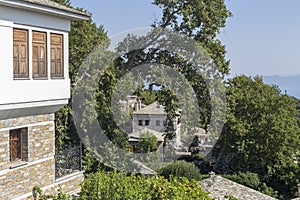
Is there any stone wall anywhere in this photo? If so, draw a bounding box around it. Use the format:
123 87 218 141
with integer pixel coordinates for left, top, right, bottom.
0 158 55 199
18 171 84 200
43 172 84 196
0 114 54 170
0 114 56 199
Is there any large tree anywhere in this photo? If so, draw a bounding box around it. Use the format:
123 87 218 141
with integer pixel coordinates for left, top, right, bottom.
213 75 300 198
53 0 232 171
112 0 231 133
153 0 232 75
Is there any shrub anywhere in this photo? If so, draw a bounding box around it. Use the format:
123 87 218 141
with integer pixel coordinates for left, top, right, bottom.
80 170 212 200
158 160 202 180
222 172 278 198
135 135 158 153
259 183 278 199
222 171 261 189
32 186 70 200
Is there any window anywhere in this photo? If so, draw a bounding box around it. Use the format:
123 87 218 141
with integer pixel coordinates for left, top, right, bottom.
13 29 29 78
145 120 150 126
9 128 28 162
138 120 143 126
32 31 47 78
13 28 65 79
51 33 63 78
156 120 160 126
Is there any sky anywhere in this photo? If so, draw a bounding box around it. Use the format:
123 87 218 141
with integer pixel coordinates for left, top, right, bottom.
70 0 300 77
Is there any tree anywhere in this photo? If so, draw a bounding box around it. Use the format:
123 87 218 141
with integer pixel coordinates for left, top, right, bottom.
135 135 158 153
110 0 231 137
139 90 157 105
51 0 108 150
213 75 300 198
54 0 232 172
153 0 232 75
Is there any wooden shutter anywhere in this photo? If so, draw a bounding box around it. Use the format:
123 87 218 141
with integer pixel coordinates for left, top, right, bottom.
50 33 63 78
13 29 28 78
32 31 47 78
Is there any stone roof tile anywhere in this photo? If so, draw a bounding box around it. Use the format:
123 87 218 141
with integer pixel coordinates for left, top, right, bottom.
200 175 277 200
5 0 89 17
133 102 166 115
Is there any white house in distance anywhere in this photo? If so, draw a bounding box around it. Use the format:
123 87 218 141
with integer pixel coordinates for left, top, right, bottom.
131 101 182 150
0 0 88 198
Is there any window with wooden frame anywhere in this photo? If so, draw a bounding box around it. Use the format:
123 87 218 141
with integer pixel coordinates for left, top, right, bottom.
32 31 47 78
50 33 64 78
9 128 28 162
13 29 29 79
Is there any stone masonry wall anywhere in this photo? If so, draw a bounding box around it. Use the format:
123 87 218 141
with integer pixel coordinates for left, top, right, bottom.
0 114 56 199
21 172 84 200
0 158 55 199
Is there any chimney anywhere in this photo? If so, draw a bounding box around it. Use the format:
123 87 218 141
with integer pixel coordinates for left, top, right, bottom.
139 100 142 110
134 102 138 111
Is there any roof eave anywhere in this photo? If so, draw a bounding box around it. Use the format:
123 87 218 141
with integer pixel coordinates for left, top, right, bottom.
0 0 90 21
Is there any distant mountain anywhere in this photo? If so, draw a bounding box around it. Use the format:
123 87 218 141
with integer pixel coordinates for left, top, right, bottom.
263 75 300 99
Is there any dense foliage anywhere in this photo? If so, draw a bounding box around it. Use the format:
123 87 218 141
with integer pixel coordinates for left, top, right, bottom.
80 170 211 200
153 0 232 75
46 1 300 199
135 135 158 153
222 172 278 198
32 186 70 200
52 0 232 159
51 0 108 150
214 75 300 199
158 160 202 180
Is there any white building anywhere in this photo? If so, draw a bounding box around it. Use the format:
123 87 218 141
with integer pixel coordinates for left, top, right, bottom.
0 0 88 198
132 101 182 149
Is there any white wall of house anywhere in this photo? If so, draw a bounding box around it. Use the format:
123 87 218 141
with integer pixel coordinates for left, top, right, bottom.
0 16 70 111
132 114 167 133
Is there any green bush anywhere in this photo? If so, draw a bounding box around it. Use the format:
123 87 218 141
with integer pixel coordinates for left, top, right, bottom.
259 183 278 199
32 186 70 200
222 172 278 198
80 170 212 200
222 171 261 189
135 135 158 153
158 160 202 180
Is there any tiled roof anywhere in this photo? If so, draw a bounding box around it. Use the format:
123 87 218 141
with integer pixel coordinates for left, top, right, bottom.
200 175 277 200
133 102 166 115
1 0 89 17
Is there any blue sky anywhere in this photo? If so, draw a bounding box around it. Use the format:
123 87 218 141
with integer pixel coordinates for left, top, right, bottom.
70 0 300 77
